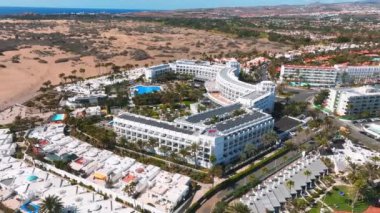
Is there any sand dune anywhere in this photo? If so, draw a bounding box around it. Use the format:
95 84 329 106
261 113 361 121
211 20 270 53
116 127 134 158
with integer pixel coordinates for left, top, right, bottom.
0 19 290 111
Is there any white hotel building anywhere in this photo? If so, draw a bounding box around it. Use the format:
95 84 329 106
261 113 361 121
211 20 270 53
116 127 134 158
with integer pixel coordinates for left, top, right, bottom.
280 64 380 87
114 105 274 168
145 60 275 112
114 60 276 168
325 86 380 116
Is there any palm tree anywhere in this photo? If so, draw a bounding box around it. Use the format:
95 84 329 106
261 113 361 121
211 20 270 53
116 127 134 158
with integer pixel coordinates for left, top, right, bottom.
190 143 200 167
261 131 279 148
351 177 366 213
316 135 329 151
39 195 64 213
209 154 218 187
324 116 333 129
284 140 295 150
209 154 217 166
124 181 137 197
286 180 295 196
303 170 312 189
147 138 158 151
179 148 190 160
85 82 92 94
225 202 250 213
136 139 145 151
107 74 115 83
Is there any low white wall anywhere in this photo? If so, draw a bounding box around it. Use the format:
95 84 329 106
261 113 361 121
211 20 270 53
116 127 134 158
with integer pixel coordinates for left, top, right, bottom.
34 159 165 213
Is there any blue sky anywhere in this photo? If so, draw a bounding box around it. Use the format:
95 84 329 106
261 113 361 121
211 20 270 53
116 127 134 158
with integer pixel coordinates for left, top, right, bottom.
0 0 358 10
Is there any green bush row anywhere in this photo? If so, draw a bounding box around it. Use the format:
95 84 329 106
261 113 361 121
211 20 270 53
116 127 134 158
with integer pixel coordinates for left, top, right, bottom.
186 147 290 213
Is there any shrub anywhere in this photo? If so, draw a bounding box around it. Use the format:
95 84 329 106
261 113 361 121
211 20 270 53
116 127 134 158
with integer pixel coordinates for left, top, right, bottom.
305 196 314 203
55 58 69 63
131 49 150 61
115 197 123 203
38 59 48 64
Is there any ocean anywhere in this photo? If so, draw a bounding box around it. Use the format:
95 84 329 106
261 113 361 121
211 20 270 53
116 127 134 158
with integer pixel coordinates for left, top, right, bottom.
0 7 146 15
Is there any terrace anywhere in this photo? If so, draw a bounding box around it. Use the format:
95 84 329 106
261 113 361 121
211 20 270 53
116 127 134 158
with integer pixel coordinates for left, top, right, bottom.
0 156 136 213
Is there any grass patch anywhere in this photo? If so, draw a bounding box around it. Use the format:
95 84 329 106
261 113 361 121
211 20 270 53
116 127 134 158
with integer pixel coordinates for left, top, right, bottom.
324 185 369 213
182 100 194 106
308 202 324 213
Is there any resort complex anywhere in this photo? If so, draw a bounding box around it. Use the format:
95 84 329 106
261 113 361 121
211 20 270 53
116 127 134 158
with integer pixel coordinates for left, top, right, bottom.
325 85 380 116
112 60 276 168
280 64 380 87
144 60 276 111
2 3 380 213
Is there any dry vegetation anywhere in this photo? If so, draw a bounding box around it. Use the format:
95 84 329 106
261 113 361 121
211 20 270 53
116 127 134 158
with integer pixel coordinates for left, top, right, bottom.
0 19 290 110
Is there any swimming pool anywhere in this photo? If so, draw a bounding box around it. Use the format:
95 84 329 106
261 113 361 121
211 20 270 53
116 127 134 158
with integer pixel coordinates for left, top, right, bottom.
363 123 380 139
133 85 161 95
51 114 65 122
20 202 40 213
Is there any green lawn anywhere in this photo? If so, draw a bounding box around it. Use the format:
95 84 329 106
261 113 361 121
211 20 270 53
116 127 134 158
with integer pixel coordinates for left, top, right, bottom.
182 100 194 106
323 185 369 213
308 202 324 213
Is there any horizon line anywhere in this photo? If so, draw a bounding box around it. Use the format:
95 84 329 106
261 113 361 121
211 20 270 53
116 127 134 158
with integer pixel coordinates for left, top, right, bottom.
0 1 364 12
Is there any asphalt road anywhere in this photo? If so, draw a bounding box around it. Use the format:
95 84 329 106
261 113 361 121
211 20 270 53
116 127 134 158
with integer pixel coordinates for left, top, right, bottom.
277 87 319 102
309 100 380 152
333 118 380 152
197 138 317 213
196 150 301 213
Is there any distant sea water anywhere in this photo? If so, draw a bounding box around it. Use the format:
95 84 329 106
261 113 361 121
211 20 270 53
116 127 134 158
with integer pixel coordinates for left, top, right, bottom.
0 7 146 15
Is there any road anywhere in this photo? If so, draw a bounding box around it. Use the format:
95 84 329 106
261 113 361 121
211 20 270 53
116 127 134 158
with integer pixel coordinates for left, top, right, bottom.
308 98 380 152
196 150 301 213
196 138 317 213
332 118 380 152
277 86 319 102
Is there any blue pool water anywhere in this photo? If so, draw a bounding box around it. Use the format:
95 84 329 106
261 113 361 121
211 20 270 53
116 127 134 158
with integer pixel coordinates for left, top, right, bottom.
20 202 40 213
51 114 65 121
134 85 161 95
26 175 38 182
